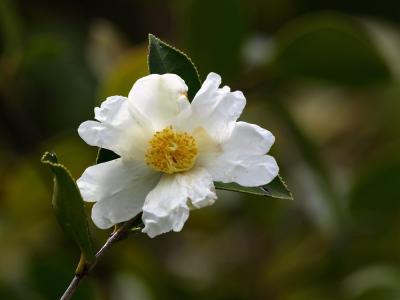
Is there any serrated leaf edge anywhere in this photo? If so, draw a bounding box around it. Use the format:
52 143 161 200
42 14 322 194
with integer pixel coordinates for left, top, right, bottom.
147 33 201 82
215 174 293 200
276 174 294 200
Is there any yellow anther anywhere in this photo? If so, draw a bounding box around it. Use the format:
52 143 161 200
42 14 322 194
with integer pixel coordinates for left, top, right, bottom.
145 126 198 174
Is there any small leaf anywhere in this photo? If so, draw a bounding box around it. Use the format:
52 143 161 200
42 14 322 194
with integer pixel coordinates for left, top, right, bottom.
214 175 293 200
41 152 95 264
148 33 201 100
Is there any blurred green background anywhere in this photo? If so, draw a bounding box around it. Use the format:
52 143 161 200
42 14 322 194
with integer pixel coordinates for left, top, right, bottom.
1 0 400 299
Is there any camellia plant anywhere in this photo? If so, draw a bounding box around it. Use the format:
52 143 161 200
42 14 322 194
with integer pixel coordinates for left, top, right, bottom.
42 34 293 300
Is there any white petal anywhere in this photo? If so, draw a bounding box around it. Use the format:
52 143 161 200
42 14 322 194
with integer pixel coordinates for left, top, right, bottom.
77 158 160 229
94 95 131 127
223 121 275 155
128 74 190 130
189 72 246 143
78 96 151 159
204 121 279 186
142 168 217 238
78 121 124 156
209 154 279 187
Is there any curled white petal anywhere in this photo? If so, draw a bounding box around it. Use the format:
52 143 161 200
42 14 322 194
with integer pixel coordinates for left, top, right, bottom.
142 168 216 238
94 96 131 127
189 72 246 143
211 154 279 186
128 74 189 130
77 158 160 229
205 121 279 186
78 96 150 159
223 121 275 155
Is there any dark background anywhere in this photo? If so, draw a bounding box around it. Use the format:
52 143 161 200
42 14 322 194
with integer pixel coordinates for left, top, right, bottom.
1 0 400 299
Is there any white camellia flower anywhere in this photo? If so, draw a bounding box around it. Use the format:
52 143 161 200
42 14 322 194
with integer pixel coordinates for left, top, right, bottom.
77 72 279 238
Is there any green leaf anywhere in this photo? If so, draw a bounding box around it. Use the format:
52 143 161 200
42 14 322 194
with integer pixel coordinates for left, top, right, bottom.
148 33 201 100
215 175 293 200
41 152 95 264
273 12 391 85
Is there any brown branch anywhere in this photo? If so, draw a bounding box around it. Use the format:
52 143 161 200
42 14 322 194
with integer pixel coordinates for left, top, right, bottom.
60 216 142 300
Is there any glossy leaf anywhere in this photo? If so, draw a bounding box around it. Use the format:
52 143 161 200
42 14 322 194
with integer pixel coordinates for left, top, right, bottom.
148 33 201 100
215 175 293 200
41 152 95 264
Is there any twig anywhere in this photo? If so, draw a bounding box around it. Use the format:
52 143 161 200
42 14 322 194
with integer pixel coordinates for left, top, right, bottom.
60 215 142 300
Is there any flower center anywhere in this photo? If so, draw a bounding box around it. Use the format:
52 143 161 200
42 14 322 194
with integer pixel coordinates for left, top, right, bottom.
145 126 198 174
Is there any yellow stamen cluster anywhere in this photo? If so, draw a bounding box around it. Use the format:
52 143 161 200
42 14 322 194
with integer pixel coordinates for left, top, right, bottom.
145 126 198 174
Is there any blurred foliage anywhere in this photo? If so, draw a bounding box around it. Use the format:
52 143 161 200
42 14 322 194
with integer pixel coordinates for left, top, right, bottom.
1 0 400 299
272 12 391 85
181 0 246 80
